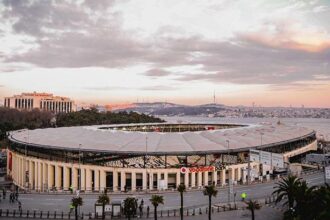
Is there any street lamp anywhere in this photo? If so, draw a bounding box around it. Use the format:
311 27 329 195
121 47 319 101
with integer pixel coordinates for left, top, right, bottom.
24 129 29 191
225 140 230 164
145 129 149 192
78 144 81 192
226 140 231 204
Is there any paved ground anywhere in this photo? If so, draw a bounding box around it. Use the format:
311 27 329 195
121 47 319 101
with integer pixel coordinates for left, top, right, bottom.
0 172 324 214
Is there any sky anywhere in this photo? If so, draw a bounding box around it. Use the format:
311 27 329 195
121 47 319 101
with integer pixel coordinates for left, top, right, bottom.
0 0 330 107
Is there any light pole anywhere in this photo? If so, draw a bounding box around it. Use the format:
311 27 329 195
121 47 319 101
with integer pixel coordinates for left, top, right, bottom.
24 135 28 191
78 144 81 192
24 129 30 191
226 140 231 204
260 132 264 178
145 130 148 192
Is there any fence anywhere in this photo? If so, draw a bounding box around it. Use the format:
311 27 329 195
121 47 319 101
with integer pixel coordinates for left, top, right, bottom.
0 204 244 219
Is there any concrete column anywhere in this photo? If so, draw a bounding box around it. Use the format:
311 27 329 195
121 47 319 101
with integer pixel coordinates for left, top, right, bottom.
29 161 33 189
204 172 209 186
94 169 100 191
18 158 22 187
157 172 161 190
48 164 54 189
55 165 62 190
191 172 196 187
221 170 226 186
72 167 78 190
176 172 181 187
63 166 70 191
197 172 202 187
100 169 106 192
184 172 189 188
80 168 85 191
230 168 235 181
213 171 217 186
121 171 126 191
142 170 147 190
34 161 38 190
237 168 242 182
37 162 42 191
164 171 168 190
113 171 118 192
42 163 47 191
132 171 136 191
149 172 153 190
85 168 92 191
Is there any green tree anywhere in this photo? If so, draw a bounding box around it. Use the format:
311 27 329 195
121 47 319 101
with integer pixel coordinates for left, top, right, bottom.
71 197 83 220
245 200 261 220
177 183 186 220
150 195 164 220
294 181 316 220
203 185 218 220
273 175 302 210
123 197 138 220
97 192 110 220
312 184 330 220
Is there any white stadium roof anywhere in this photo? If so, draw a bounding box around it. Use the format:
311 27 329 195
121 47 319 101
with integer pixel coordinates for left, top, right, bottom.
9 123 315 155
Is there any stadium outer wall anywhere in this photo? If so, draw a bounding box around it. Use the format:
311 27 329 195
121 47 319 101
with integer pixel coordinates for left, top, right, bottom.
7 141 317 193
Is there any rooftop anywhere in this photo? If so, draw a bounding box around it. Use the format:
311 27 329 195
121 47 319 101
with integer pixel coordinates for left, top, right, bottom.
9 122 315 155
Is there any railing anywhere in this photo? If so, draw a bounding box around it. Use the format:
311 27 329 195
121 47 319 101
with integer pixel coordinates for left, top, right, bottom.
0 204 244 219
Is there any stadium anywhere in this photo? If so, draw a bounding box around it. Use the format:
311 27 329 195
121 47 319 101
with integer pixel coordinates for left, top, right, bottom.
7 122 317 192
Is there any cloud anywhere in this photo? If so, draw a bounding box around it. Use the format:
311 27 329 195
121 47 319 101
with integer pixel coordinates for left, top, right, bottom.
85 85 177 91
142 68 172 77
1 0 330 88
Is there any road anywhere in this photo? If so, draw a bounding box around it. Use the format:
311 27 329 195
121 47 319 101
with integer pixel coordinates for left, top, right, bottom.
0 172 324 214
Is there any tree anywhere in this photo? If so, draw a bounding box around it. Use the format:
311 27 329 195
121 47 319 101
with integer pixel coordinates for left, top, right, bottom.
272 175 302 210
150 195 164 220
97 192 110 220
294 181 316 220
123 197 138 220
203 185 218 220
177 183 186 220
71 197 83 220
312 183 330 220
245 200 261 220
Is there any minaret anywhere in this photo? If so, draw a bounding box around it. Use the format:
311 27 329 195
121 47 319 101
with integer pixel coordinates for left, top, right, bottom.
213 90 216 105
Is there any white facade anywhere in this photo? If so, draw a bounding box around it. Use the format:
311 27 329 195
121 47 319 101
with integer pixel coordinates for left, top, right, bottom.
8 150 261 192
4 92 76 113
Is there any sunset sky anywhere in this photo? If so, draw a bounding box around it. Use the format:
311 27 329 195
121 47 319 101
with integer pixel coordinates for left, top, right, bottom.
0 0 330 107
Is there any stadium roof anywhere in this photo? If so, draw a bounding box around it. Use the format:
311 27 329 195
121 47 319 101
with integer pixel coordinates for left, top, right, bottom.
8 123 315 155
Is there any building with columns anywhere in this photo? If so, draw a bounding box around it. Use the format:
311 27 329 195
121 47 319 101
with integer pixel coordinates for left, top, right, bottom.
4 92 76 113
7 123 317 192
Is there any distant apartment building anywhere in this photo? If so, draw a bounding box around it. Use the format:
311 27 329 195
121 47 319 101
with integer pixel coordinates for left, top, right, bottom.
3 92 76 113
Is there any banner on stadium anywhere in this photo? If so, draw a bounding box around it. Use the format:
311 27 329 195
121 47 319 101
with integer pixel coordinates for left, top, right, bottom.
180 166 215 174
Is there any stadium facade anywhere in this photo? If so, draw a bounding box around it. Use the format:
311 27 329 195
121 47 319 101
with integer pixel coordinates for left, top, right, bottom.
7 123 317 192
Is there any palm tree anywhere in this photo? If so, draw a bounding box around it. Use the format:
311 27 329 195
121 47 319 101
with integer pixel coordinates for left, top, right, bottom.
123 197 138 220
245 200 261 220
150 195 164 220
71 197 83 220
294 181 316 219
203 185 218 220
177 183 186 220
272 175 301 209
97 192 110 220
312 183 330 220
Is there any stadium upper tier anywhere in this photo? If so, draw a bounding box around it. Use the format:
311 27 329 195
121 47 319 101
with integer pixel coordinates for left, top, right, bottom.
9 123 315 155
